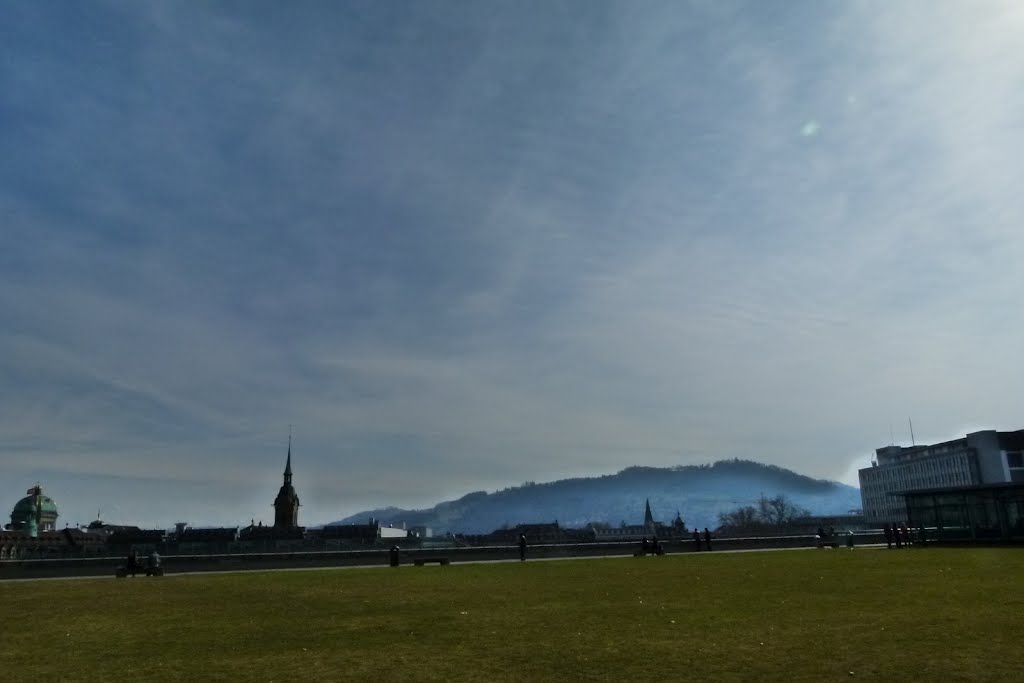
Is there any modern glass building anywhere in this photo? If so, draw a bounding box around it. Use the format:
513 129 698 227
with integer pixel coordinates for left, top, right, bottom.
860 429 1024 524
896 483 1024 542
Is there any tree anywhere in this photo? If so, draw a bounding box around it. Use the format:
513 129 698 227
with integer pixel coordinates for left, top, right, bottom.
757 494 810 528
717 505 759 530
716 495 811 535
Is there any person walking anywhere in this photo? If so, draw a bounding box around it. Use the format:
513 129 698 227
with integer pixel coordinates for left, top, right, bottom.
883 523 893 549
126 549 140 577
692 528 702 552
703 528 713 551
518 534 527 561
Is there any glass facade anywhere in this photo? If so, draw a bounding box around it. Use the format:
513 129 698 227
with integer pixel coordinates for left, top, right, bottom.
902 485 1024 541
860 451 979 524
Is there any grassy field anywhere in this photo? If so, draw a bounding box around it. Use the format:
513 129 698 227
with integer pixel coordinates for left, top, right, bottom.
2 548 1023 681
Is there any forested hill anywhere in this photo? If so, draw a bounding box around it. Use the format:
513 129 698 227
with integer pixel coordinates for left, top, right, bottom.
328 460 862 534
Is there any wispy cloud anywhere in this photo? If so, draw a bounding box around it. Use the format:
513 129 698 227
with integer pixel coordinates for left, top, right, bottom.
2 1 1023 527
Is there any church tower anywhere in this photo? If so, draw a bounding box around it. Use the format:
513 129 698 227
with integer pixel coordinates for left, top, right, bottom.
273 436 300 528
643 498 656 534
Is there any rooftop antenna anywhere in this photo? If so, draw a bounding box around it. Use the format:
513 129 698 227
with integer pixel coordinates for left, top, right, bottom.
889 424 895 446
909 418 916 446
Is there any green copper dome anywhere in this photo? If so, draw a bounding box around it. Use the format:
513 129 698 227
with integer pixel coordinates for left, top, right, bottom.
12 494 59 516
10 487 59 533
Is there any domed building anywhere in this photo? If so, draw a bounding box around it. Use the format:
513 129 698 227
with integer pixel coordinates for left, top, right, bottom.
8 485 59 536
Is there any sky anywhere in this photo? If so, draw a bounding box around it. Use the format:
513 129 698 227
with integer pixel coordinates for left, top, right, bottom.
3 1 1024 529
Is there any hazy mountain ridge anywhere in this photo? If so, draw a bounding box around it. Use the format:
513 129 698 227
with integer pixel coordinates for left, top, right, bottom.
330 460 861 534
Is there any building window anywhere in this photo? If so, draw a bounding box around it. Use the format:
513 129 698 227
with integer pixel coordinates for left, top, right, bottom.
1007 452 1024 468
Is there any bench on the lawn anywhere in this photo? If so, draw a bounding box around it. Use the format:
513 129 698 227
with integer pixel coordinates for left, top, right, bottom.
115 565 163 577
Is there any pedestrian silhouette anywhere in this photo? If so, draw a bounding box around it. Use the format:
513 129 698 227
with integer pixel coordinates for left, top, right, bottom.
518 534 527 561
692 528 702 551
126 549 139 577
703 528 713 551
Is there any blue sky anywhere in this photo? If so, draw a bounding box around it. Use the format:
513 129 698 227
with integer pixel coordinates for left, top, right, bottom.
3 1 1024 529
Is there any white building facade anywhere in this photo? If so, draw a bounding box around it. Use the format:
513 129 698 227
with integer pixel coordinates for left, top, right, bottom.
859 429 1024 524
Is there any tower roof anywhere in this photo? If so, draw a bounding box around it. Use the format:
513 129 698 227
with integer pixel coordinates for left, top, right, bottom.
284 436 292 477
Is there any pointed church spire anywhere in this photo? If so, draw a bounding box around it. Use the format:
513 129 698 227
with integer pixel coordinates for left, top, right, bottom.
274 430 300 529
644 499 654 528
283 432 293 483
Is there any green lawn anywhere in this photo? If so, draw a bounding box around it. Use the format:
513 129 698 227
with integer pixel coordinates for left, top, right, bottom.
2 548 1022 681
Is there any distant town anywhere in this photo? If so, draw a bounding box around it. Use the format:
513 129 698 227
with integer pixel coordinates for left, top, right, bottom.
3 427 1023 562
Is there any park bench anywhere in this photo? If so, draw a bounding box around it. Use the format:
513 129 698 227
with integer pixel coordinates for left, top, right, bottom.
115 565 163 577
413 557 450 566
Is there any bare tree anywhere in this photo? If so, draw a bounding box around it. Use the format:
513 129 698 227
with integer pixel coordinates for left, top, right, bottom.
757 494 810 527
717 505 759 531
716 495 811 534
